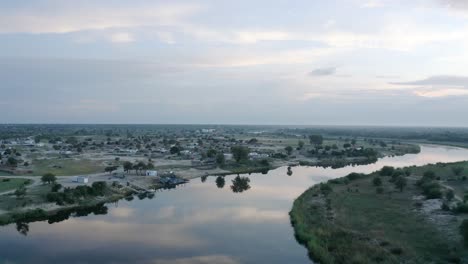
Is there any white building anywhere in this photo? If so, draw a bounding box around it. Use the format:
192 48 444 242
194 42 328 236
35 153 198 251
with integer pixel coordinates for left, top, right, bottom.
223 153 233 160
146 170 158 177
72 176 89 184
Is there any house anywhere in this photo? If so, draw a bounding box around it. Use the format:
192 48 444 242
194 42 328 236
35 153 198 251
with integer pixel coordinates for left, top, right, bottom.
72 176 89 184
223 153 233 160
145 170 158 177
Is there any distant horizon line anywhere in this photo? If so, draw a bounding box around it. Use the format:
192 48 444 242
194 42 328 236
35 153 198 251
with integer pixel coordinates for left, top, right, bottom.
0 123 467 129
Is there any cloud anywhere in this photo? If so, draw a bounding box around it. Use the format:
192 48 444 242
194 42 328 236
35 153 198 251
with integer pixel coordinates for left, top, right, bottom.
439 0 468 10
110 32 134 43
0 2 200 34
309 67 336 76
361 0 384 8
391 75 468 87
413 88 468 98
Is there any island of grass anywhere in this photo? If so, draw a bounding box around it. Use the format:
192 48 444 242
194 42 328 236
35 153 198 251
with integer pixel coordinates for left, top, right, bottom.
290 161 468 264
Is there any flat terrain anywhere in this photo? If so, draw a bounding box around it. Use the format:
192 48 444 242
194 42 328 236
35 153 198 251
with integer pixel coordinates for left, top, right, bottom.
0 178 29 193
290 161 468 264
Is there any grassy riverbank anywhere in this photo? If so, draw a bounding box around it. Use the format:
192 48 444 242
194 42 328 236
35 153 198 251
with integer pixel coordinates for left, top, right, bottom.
290 161 468 264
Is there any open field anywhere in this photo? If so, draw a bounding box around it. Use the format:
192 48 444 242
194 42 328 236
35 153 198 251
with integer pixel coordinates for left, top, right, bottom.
28 158 108 176
290 161 468 264
0 178 29 193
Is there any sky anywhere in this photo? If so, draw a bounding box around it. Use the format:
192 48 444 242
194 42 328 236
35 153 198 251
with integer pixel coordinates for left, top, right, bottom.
1 0 468 126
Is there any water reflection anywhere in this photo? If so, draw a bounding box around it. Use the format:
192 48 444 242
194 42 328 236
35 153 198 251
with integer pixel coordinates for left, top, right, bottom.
231 176 251 193
216 176 226 188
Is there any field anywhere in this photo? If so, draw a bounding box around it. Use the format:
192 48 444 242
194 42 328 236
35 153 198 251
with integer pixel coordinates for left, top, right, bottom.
0 178 29 193
290 161 468 264
28 158 108 176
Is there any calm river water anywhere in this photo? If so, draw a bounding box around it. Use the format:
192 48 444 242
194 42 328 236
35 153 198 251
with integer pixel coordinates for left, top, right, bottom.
1 145 468 264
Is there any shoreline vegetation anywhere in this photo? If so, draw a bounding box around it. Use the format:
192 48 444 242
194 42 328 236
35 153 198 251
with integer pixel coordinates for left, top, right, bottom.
290 161 468 264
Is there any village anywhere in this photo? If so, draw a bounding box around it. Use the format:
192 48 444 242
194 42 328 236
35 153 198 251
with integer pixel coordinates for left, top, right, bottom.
0 125 421 224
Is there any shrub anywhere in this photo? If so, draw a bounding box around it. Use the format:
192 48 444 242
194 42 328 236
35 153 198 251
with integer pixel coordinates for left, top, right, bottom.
376 187 384 194
372 177 382 186
459 219 468 243
446 189 455 201
380 166 395 176
346 172 363 181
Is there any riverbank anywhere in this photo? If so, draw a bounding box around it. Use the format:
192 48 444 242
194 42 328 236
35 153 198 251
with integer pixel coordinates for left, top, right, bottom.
290 161 468 263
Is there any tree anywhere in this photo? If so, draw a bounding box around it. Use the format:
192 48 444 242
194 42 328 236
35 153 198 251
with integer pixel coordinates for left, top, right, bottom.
206 149 217 158
395 176 407 192
460 219 468 244
309 135 323 146
14 185 27 198
231 146 249 163
216 153 225 166
298 140 305 150
105 166 118 174
373 177 382 186
123 161 133 173
446 189 455 201
453 166 464 176
380 166 395 176
285 146 293 155
7 157 18 167
215 176 225 188
170 146 180 155
41 173 57 184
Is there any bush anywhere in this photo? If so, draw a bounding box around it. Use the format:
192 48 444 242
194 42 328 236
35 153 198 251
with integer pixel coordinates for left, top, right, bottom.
460 219 468 244
380 166 395 176
420 181 442 199
376 187 384 194
372 177 382 186
346 172 364 181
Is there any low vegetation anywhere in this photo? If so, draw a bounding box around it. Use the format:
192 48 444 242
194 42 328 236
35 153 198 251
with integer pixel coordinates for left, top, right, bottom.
290 161 468 263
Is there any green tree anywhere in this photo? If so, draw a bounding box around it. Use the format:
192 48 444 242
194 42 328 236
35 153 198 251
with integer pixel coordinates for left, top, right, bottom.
309 135 323 146
7 157 18 167
206 149 217 158
395 176 407 192
123 161 133 173
298 140 305 150
460 219 468 244
231 146 249 163
216 153 225 166
453 166 464 176
14 185 27 198
446 189 455 201
373 177 382 186
285 146 293 155
41 173 57 184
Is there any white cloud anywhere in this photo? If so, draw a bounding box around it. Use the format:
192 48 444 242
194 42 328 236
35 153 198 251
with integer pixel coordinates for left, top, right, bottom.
414 88 468 98
110 32 134 43
0 2 200 34
361 0 385 8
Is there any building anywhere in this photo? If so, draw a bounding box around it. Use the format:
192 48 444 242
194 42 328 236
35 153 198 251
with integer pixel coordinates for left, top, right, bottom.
145 170 158 177
72 176 89 184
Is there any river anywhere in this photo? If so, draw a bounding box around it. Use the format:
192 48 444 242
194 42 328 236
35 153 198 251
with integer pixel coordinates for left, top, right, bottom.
1 145 468 264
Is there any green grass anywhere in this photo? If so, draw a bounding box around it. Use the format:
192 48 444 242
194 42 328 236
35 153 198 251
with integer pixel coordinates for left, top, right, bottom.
0 170 13 176
0 178 30 192
29 158 106 176
290 161 468 264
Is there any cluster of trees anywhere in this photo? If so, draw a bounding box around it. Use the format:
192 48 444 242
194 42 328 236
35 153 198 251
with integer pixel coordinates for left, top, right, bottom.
378 166 408 192
46 181 108 205
231 146 249 163
123 161 154 175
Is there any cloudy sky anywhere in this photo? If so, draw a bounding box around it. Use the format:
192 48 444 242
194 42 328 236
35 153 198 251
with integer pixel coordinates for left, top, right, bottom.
1 0 468 126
